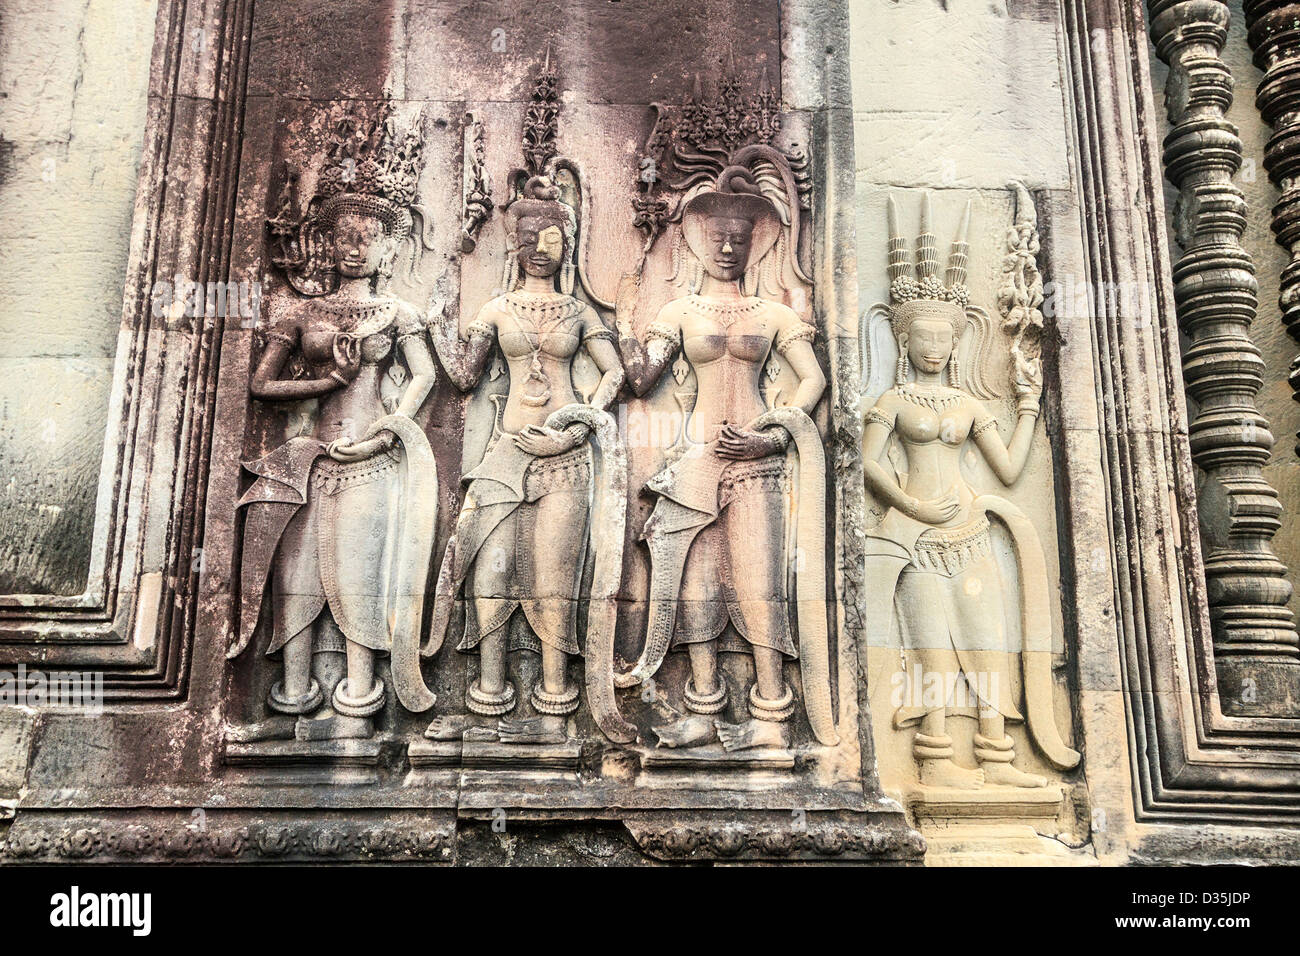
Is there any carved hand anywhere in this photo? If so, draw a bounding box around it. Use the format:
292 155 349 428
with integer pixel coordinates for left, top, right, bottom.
717 424 786 460
332 333 362 385
514 424 581 457
905 489 961 525
1012 352 1043 401
327 431 395 463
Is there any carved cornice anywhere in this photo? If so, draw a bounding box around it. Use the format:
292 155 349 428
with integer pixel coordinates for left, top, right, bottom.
1 809 924 864
1148 0 1300 713
1 812 456 863
625 812 925 863
1243 2 1300 446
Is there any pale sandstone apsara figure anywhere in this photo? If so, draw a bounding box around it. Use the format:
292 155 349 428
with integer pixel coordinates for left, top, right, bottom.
862 195 1079 787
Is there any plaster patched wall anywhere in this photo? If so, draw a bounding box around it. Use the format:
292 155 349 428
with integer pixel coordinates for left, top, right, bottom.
0 0 157 595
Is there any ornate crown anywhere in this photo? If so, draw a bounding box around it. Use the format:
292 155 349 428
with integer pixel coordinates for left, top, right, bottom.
266 95 431 296
313 94 425 235
888 193 972 335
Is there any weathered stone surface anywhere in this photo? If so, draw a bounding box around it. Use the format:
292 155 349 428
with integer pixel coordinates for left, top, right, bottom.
6 0 1300 869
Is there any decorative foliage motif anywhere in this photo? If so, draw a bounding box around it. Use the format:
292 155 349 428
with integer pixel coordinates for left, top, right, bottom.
522 49 560 176
997 183 1045 395
627 814 926 862
2 817 455 863
460 111 494 253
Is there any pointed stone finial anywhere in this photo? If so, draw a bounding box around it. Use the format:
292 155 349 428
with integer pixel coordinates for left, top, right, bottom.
916 192 939 279
946 200 972 289
886 194 912 283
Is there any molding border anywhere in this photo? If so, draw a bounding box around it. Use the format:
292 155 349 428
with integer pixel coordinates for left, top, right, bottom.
1066 0 1300 825
0 0 257 700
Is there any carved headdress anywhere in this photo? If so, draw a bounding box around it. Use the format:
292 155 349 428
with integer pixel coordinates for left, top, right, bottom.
887 193 971 337
680 165 782 273
267 95 433 296
634 66 812 296
314 102 423 237
885 193 998 397
496 53 604 302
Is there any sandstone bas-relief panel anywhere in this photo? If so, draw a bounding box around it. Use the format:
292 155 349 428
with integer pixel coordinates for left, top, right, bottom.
220 50 872 820
859 188 1088 853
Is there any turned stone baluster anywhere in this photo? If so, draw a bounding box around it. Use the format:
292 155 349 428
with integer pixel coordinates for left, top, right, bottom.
1243 2 1300 446
1149 0 1300 715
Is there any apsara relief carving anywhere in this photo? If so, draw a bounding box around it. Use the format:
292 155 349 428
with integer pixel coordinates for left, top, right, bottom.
425 56 632 755
860 189 1079 814
611 66 835 761
230 97 440 748
223 58 865 807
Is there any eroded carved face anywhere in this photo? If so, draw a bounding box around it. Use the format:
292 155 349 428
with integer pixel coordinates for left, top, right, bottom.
701 216 754 281
331 212 392 279
902 317 956 375
516 217 565 278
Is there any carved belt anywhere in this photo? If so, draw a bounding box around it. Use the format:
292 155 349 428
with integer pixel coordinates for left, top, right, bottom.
522 445 592 501
911 516 992 577
718 455 788 509
309 449 399 496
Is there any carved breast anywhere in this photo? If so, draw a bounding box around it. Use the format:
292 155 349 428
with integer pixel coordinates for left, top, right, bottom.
683 330 770 366
299 299 397 367
895 403 970 447
498 320 581 361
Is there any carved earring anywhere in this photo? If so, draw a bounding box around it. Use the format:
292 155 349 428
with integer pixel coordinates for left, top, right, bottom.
948 352 960 389
896 352 910 386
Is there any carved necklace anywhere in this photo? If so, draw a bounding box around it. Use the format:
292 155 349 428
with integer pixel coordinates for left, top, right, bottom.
895 381 963 412
312 295 396 339
687 294 764 330
504 290 582 407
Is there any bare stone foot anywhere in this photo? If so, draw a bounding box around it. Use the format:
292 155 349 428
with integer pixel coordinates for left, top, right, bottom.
294 710 373 741
424 714 469 741
225 715 297 743
715 719 790 752
463 725 501 742
919 758 985 789
652 714 717 748
496 715 568 745
982 762 1048 788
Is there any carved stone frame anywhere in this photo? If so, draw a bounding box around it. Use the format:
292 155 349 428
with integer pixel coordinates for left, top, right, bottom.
0 0 252 697
1061 0 1300 859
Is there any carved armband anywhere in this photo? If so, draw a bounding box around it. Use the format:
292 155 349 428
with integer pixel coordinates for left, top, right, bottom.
464 319 494 340
971 416 999 438
644 321 681 351
865 406 894 430
265 327 298 348
396 305 426 343
583 324 616 345
774 321 816 355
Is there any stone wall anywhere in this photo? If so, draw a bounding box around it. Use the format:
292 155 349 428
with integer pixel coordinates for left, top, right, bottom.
1 0 1300 866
